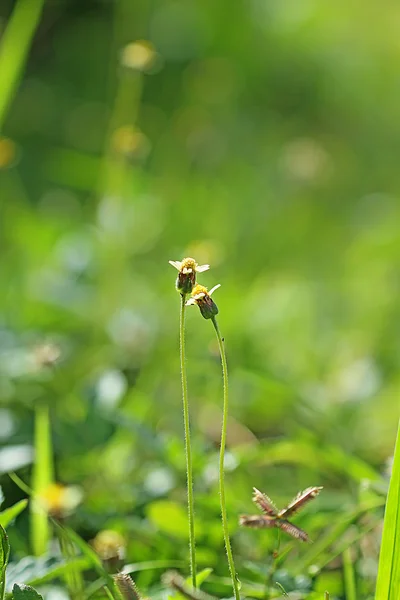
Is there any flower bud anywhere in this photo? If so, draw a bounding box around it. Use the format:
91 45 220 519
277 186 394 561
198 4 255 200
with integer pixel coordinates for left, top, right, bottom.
169 257 209 295
186 284 220 319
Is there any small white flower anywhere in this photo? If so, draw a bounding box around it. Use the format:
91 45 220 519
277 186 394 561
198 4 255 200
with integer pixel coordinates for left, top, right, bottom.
186 284 221 319
169 257 210 294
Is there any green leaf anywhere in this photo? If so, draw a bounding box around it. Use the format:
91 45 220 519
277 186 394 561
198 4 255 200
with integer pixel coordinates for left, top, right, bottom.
12 584 43 600
375 419 400 600
194 568 213 587
5 555 91 593
0 525 10 600
0 500 28 528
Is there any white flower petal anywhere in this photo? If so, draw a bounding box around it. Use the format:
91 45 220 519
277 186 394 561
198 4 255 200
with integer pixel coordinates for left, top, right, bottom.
182 267 193 274
208 284 221 296
185 298 196 306
196 264 210 273
169 260 182 270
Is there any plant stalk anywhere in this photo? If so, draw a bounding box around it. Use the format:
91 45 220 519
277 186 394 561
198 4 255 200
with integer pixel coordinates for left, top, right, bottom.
180 293 197 587
211 316 240 600
31 401 54 555
0 0 46 133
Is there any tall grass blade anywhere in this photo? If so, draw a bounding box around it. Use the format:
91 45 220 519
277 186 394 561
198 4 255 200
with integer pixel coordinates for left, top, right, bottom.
375 418 400 600
342 547 356 600
0 500 28 528
31 403 54 556
0 0 46 132
0 525 10 600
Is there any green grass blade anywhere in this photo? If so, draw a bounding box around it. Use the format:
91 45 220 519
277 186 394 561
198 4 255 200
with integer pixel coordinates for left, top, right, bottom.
342 547 356 600
0 525 10 600
0 0 46 132
0 500 28 528
31 403 54 556
375 418 400 600
57 530 84 600
53 523 117 597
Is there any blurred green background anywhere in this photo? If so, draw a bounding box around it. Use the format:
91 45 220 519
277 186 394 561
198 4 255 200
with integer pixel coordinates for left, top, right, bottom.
0 0 399 598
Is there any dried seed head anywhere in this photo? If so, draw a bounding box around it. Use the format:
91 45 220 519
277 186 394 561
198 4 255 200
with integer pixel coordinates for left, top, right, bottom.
252 487 278 516
92 530 126 561
114 573 142 600
277 520 310 542
239 514 277 529
169 257 209 295
278 486 323 518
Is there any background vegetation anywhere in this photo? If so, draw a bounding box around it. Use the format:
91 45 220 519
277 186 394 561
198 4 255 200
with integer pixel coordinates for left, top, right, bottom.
0 1 399 598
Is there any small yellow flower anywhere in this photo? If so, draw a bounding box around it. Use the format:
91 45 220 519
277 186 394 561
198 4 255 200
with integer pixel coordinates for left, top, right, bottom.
186 283 220 319
121 40 157 72
169 257 209 294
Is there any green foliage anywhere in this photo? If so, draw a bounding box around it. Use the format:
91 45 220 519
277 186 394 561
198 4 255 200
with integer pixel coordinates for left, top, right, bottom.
11 585 42 600
375 420 400 600
0 0 398 598
0 526 10 600
0 501 28 529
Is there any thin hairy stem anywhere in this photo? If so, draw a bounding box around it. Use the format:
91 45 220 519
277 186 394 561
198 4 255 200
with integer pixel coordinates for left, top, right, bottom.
211 316 240 600
180 293 197 587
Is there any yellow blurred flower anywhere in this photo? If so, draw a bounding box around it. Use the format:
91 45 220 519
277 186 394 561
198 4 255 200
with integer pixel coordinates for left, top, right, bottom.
33 342 61 369
0 137 17 169
40 483 83 517
111 126 150 159
92 529 126 561
121 41 157 72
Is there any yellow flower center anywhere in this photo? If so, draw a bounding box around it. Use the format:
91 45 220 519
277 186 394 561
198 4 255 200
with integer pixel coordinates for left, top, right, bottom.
192 284 208 297
180 257 197 272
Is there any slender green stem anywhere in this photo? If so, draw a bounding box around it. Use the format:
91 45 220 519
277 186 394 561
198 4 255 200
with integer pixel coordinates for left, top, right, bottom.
31 401 54 555
343 547 357 600
0 0 46 133
180 293 197 588
211 317 240 600
266 531 281 599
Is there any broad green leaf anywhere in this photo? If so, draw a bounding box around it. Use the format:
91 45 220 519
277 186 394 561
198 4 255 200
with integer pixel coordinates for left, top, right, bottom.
0 525 10 600
375 419 400 600
12 585 43 600
0 500 28 528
